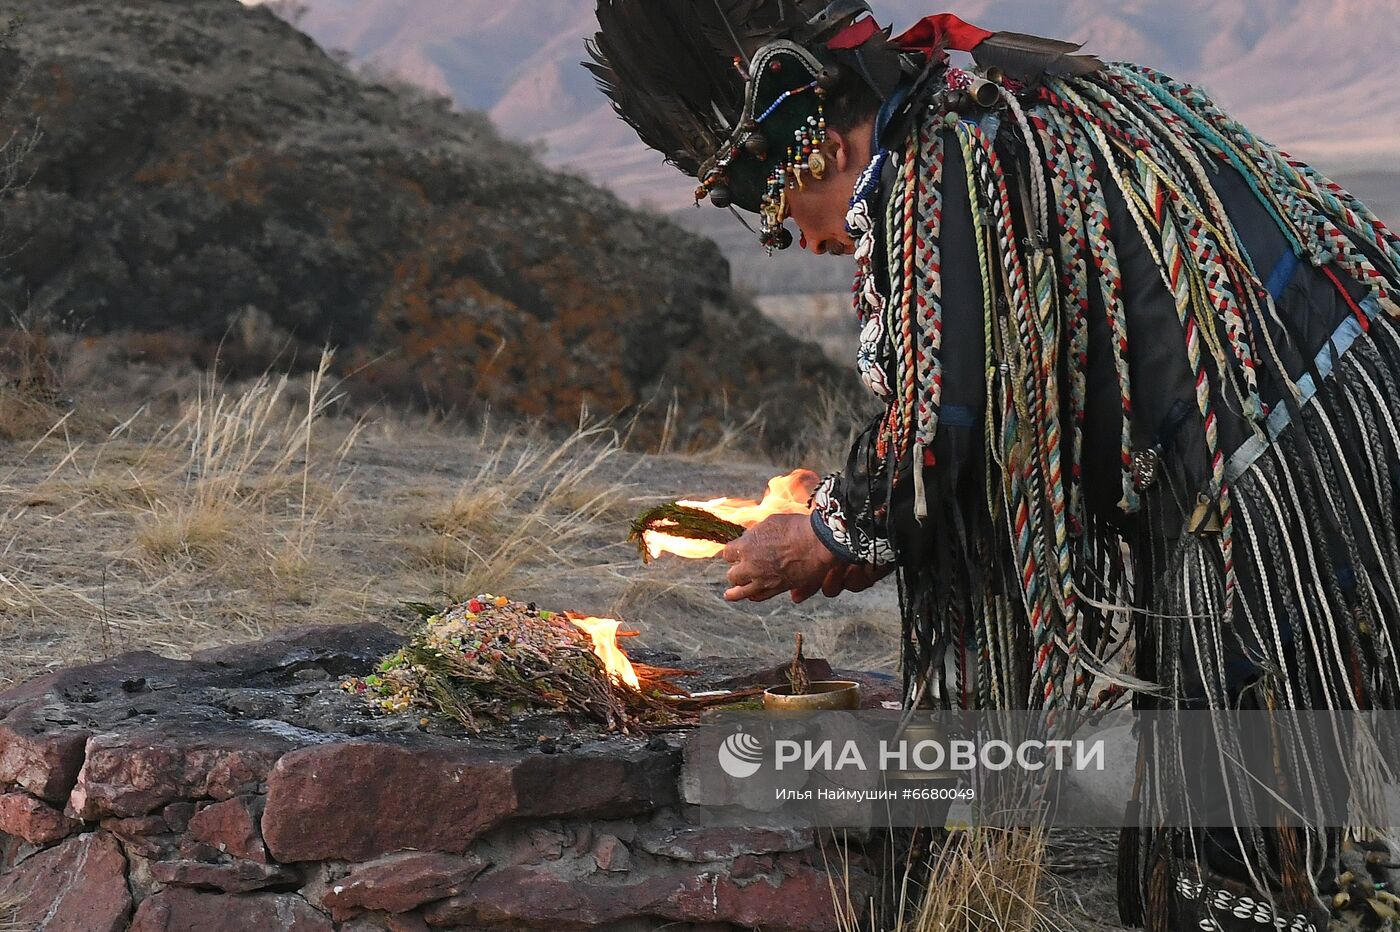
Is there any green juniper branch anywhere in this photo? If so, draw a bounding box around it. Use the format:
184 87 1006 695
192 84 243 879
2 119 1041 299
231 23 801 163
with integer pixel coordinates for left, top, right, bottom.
628 502 745 562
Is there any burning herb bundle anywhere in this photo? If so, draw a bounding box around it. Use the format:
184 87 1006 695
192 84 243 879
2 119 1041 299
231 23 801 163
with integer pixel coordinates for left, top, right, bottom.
628 469 820 563
343 595 692 734
628 503 745 563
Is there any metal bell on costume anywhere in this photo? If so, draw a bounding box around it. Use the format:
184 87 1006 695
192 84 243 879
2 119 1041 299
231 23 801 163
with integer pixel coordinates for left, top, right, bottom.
816 65 842 91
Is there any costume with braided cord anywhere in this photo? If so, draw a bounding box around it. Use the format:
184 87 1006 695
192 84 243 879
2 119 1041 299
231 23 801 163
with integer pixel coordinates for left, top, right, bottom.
589 3 1400 929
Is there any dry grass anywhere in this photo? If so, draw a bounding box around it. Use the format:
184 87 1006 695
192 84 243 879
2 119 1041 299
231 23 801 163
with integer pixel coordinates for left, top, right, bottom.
0 891 25 932
407 416 633 599
783 384 876 475
0 353 368 682
0 386 67 442
643 389 768 463
834 829 1065 932
130 351 361 586
0 353 903 694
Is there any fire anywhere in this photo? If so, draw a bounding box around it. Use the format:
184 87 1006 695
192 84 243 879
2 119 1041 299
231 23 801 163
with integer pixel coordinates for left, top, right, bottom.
643 468 820 561
569 614 641 690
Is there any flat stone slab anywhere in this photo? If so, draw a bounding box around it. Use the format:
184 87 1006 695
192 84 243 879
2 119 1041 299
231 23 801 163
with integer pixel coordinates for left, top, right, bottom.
262 738 677 862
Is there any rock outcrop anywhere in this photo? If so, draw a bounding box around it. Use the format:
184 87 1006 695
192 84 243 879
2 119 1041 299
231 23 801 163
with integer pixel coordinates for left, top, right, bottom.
0 0 856 449
0 624 877 931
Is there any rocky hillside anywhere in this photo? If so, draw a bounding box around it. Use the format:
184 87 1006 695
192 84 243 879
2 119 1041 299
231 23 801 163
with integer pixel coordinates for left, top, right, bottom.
0 0 855 448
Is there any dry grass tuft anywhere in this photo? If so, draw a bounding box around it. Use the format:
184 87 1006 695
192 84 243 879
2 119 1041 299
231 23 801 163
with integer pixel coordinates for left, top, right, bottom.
0 890 25 932
408 418 632 599
134 505 238 564
913 829 1054 932
0 386 68 441
782 385 877 475
834 828 1064 932
0 351 370 684
641 390 768 463
0 313 81 442
132 351 360 576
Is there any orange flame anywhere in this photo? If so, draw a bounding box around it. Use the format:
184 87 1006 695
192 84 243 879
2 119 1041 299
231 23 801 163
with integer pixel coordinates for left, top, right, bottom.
569 614 641 690
643 468 820 561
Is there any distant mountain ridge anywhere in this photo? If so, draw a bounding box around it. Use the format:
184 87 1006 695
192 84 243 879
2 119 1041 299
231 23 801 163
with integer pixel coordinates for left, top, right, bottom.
268 0 1400 211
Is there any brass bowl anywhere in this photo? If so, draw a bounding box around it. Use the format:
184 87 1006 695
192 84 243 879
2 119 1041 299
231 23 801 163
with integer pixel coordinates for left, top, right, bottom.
762 680 861 712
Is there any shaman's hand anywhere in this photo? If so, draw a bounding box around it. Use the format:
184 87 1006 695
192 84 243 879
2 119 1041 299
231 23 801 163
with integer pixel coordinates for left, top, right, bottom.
798 562 895 603
722 513 843 603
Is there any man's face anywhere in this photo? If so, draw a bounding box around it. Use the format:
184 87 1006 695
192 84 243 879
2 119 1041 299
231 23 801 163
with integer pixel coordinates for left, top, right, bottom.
780 122 873 257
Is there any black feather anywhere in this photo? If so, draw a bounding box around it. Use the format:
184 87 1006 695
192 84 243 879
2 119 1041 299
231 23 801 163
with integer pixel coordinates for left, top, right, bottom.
698 0 792 57
587 0 750 175
586 0 870 177
971 30 1103 82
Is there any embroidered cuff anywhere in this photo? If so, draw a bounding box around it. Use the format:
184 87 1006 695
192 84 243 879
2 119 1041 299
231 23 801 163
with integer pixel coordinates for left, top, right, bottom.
810 510 858 564
810 473 897 566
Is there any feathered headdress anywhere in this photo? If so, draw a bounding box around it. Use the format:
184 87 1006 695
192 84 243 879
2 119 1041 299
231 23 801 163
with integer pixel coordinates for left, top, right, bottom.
587 3 1100 248
587 0 886 249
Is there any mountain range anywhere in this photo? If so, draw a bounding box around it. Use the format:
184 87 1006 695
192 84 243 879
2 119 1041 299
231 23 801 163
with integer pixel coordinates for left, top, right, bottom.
258 0 1400 292
271 0 1399 203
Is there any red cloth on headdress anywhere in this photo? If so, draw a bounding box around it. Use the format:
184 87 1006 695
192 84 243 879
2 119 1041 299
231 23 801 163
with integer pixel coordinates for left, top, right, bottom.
894 13 994 56
826 14 882 49
828 12 993 60
828 12 996 67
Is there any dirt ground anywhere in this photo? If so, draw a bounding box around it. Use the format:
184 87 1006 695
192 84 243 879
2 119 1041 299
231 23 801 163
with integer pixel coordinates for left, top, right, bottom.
0 351 1130 930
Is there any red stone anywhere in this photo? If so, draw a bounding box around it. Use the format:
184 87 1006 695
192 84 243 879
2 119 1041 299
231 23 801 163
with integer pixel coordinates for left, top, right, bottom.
0 723 88 803
387 916 432 932
731 853 774 878
262 744 515 862
0 831 131 932
421 857 862 932
149 857 299 893
510 745 678 820
321 851 486 919
524 826 565 862
592 833 630 872
337 915 433 932
102 814 167 836
188 795 266 862
161 801 195 832
671 865 853 932
0 791 79 844
262 741 673 863
338 915 432 932
177 839 224 861
101 814 171 857
421 864 640 927
131 888 332 932
636 825 811 862
68 728 289 820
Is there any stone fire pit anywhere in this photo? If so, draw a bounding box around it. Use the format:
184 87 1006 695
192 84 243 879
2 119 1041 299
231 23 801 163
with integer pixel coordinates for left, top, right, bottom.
0 623 896 931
